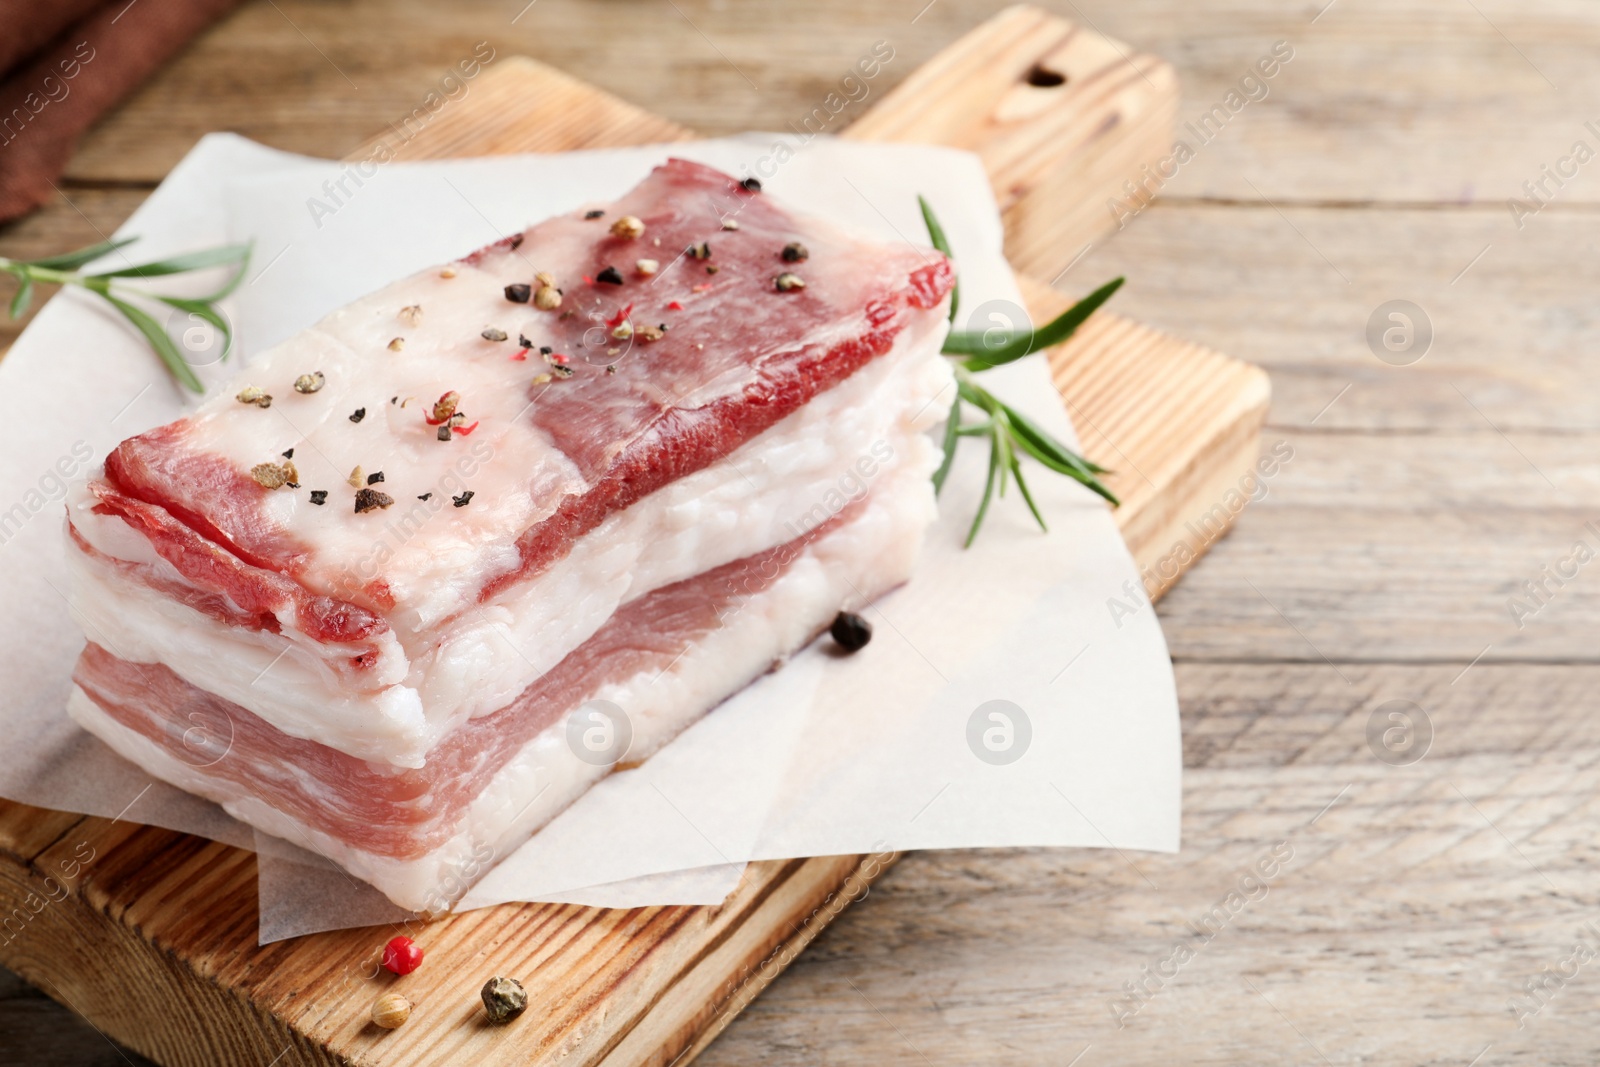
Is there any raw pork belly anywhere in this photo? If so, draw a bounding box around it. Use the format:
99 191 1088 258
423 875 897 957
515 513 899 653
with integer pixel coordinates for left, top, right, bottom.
64 159 954 909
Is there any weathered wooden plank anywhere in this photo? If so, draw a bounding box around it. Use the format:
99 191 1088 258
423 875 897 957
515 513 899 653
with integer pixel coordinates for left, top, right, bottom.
1078 200 1600 432
698 662 1600 1067
50 0 1600 213
0 966 155 1067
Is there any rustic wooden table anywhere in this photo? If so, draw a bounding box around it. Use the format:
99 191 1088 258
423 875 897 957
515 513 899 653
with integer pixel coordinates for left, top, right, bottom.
4 1 1599 1063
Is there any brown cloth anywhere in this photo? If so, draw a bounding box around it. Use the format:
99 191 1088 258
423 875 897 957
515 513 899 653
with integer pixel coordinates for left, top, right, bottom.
0 0 244 223
0 0 107 75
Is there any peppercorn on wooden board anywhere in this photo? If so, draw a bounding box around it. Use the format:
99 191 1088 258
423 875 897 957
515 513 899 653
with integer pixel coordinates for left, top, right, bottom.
0 7 1266 1066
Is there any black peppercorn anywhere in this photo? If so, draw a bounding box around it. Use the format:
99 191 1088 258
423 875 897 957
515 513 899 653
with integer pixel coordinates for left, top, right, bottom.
829 611 872 653
349 407 366 423
504 283 531 303
595 266 624 285
354 488 393 513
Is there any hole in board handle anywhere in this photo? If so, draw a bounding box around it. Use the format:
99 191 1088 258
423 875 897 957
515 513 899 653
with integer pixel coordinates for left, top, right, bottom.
1024 64 1067 88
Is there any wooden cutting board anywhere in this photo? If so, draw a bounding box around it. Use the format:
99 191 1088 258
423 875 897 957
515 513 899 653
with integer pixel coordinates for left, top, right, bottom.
0 8 1267 1065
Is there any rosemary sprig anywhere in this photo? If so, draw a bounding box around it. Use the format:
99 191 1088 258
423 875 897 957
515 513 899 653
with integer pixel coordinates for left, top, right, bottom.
1 236 251 393
921 199 1122 544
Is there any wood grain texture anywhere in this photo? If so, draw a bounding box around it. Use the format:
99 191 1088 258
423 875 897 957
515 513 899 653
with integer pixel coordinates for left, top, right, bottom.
7 0 1591 1063
0 9 1268 1067
842 4 1180 282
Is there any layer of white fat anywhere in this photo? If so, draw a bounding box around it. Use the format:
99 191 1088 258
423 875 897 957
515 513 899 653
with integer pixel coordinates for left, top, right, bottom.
66 454 936 912
68 314 952 765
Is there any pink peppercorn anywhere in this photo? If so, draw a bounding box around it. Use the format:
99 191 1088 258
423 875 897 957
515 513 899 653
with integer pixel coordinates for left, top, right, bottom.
382 936 424 976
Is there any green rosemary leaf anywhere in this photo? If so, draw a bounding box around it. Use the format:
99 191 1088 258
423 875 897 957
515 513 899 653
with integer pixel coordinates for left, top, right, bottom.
994 420 1011 497
966 372 1120 506
105 294 204 394
997 396 1110 475
965 430 1001 548
943 276 1125 369
24 236 139 272
192 240 253 302
9 277 32 320
155 295 235 361
917 195 960 324
89 242 251 280
932 390 961 496
1009 449 1047 532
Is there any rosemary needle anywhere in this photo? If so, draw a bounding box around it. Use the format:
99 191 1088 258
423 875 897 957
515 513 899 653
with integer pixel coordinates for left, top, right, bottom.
919 197 1121 544
1 235 251 393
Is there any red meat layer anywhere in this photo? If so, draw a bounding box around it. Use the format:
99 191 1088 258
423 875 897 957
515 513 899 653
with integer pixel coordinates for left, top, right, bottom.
72 503 853 859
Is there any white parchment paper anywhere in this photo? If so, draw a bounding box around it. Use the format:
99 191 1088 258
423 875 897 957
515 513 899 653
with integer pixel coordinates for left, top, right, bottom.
0 134 1180 944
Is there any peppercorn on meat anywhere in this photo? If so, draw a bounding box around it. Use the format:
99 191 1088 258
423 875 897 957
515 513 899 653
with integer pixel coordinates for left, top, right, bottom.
63 160 955 909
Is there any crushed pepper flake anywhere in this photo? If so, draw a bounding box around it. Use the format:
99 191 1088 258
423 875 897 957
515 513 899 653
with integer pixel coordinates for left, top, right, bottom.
774 272 805 292
439 267 457 278
250 460 298 490
354 487 394 513
637 324 666 342
666 300 683 311
236 385 272 408
687 241 711 260
610 215 645 239
399 305 423 326
432 391 461 423
282 448 295 459
347 466 364 488
533 286 562 310
781 241 809 263
721 218 739 230
388 337 405 351
481 327 509 342
453 490 475 508
635 258 659 276
293 372 325 394
418 492 433 501
584 209 605 219
367 471 385 485
349 407 367 423
740 177 762 191
504 283 531 304
309 489 328 505
595 266 624 285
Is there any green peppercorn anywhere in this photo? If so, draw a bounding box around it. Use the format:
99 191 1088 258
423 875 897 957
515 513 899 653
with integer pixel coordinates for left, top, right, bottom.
481 976 528 1023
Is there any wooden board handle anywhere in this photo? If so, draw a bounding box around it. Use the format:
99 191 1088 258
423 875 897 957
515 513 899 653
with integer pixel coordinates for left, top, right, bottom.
845 4 1179 282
